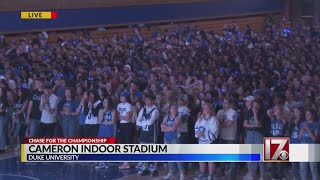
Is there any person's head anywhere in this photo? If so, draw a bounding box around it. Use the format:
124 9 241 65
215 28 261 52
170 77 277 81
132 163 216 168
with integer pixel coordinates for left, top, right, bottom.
105 81 112 90
253 99 262 112
65 87 74 100
177 94 188 107
203 102 214 116
274 105 284 118
293 106 304 121
223 98 231 110
34 78 44 90
135 100 143 110
43 83 52 96
144 93 155 107
244 95 255 109
89 90 98 102
120 91 129 103
305 109 317 122
169 103 178 116
103 97 114 110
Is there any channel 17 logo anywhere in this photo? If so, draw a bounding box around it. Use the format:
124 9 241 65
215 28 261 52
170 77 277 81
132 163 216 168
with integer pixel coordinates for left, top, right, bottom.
264 137 289 162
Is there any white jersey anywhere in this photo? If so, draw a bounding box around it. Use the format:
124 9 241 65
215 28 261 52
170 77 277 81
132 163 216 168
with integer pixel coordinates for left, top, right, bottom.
117 102 132 123
195 116 219 144
85 100 101 125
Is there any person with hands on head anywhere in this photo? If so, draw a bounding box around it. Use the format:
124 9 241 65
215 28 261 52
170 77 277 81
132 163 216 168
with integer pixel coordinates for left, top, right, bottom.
95 97 116 169
39 82 59 137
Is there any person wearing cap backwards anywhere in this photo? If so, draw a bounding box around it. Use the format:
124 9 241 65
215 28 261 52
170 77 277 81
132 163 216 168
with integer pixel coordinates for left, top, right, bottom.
11 84 29 150
136 92 160 177
39 83 59 137
117 90 133 170
243 97 267 180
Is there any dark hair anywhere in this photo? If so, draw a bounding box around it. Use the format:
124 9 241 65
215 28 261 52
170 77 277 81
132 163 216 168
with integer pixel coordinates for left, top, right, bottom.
103 97 114 110
305 108 317 120
144 92 156 101
65 87 75 99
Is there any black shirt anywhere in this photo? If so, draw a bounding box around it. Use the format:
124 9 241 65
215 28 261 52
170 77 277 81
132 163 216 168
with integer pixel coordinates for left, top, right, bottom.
30 90 43 119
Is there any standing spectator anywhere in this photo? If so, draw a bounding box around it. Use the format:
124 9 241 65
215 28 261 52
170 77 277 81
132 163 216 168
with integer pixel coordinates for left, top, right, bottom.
27 78 43 137
243 97 266 180
83 90 102 137
299 109 319 180
216 98 237 179
0 87 8 153
269 105 288 180
95 97 116 169
289 106 304 180
176 94 190 180
162 103 182 179
61 87 79 137
136 93 160 177
194 102 219 180
11 85 29 150
39 83 59 137
117 91 133 170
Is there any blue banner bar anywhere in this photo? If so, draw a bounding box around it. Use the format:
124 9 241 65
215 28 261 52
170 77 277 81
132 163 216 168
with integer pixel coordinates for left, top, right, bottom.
28 154 261 162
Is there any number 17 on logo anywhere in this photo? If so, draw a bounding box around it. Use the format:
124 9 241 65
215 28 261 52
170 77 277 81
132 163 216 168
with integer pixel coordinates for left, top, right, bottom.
264 137 289 162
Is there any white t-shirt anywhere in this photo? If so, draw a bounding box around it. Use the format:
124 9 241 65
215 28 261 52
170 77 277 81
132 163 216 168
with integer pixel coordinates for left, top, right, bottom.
117 102 132 123
217 108 237 141
178 106 190 133
195 116 219 144
40 94 59 124
85 100 101 125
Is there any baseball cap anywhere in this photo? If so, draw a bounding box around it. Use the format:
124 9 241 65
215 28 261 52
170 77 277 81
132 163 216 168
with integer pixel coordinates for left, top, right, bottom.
124 65 131 70
244 95 255 101
120 90 130 97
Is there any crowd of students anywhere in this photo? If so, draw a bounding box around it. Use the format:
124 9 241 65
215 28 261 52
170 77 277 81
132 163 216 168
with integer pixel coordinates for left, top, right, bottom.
0 16 319 180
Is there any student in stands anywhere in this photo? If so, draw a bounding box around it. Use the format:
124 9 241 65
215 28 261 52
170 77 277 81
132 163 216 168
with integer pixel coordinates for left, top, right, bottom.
289 106 303 180
299 109 319 180
162 103 182 180
61 87 79 137
0 87 8 153
216 98 237 179
83 90 102 137
39 83 59 137
243 97 266 180
27 78 43 137
136 93 160 177
269 105 288 180
117 91 133 170
11 84 29 150
194 102 219 180
95 97 116 169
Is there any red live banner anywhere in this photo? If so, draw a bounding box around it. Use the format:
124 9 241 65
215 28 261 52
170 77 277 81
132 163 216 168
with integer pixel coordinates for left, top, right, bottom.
24 138 116 144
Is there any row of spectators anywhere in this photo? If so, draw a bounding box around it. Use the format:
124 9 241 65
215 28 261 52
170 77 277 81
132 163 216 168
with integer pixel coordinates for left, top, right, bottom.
0 17 319 180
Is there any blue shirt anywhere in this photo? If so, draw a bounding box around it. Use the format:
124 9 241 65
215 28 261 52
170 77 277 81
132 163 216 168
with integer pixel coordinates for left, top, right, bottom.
270 118 285 137
300 121 320 144
98 111 115 138
290 123 302 144
164 116 178 142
